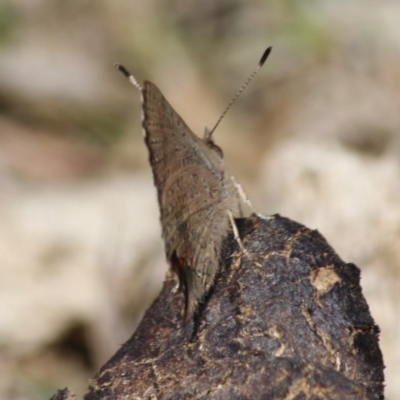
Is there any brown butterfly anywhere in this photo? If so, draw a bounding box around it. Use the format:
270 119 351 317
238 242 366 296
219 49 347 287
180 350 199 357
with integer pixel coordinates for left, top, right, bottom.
116 46 271 319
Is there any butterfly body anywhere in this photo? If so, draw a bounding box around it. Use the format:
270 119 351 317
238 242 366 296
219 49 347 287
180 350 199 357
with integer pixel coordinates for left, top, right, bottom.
142 81 240 318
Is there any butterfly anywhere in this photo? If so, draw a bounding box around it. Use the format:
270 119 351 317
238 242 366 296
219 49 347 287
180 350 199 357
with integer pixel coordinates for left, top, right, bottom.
116 46 271 319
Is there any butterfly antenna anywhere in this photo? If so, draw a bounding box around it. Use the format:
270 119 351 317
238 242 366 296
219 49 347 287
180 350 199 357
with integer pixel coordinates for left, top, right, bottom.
115 63 143 91
206 46 272 140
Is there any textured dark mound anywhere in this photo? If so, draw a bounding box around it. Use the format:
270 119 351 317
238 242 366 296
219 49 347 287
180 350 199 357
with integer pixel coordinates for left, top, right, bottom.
51 214 384 400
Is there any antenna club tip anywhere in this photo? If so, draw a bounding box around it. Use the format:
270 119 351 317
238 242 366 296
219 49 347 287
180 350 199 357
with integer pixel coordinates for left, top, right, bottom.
115 63 131 78
259 46 273 67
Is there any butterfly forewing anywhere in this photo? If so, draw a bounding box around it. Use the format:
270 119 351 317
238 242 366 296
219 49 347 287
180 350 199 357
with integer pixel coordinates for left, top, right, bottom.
142 80 240 318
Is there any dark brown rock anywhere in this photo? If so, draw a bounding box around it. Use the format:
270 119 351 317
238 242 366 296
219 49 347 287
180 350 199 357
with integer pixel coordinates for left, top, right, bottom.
49 388 76 400
80 214 384 400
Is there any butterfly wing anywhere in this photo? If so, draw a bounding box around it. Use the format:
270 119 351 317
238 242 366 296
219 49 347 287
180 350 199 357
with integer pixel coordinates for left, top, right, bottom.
142 81 239 317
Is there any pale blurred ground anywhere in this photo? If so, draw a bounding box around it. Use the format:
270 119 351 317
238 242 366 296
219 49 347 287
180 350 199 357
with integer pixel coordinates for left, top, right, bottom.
0 1 399 399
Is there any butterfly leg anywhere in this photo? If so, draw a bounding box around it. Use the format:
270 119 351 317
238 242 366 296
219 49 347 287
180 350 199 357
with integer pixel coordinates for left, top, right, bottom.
231 176 271 220
227 210 249 258
227 209 262 267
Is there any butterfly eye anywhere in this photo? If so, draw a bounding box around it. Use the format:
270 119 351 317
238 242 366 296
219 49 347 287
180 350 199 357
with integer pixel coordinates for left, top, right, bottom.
205 139 224 158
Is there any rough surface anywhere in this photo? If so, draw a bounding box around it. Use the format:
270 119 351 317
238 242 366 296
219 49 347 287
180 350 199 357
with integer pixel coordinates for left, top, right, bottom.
78 214 384 400
49 388 76 400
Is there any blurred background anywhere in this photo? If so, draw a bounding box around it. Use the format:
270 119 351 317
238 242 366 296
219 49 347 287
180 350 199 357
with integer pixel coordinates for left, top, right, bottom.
0 0 399 398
